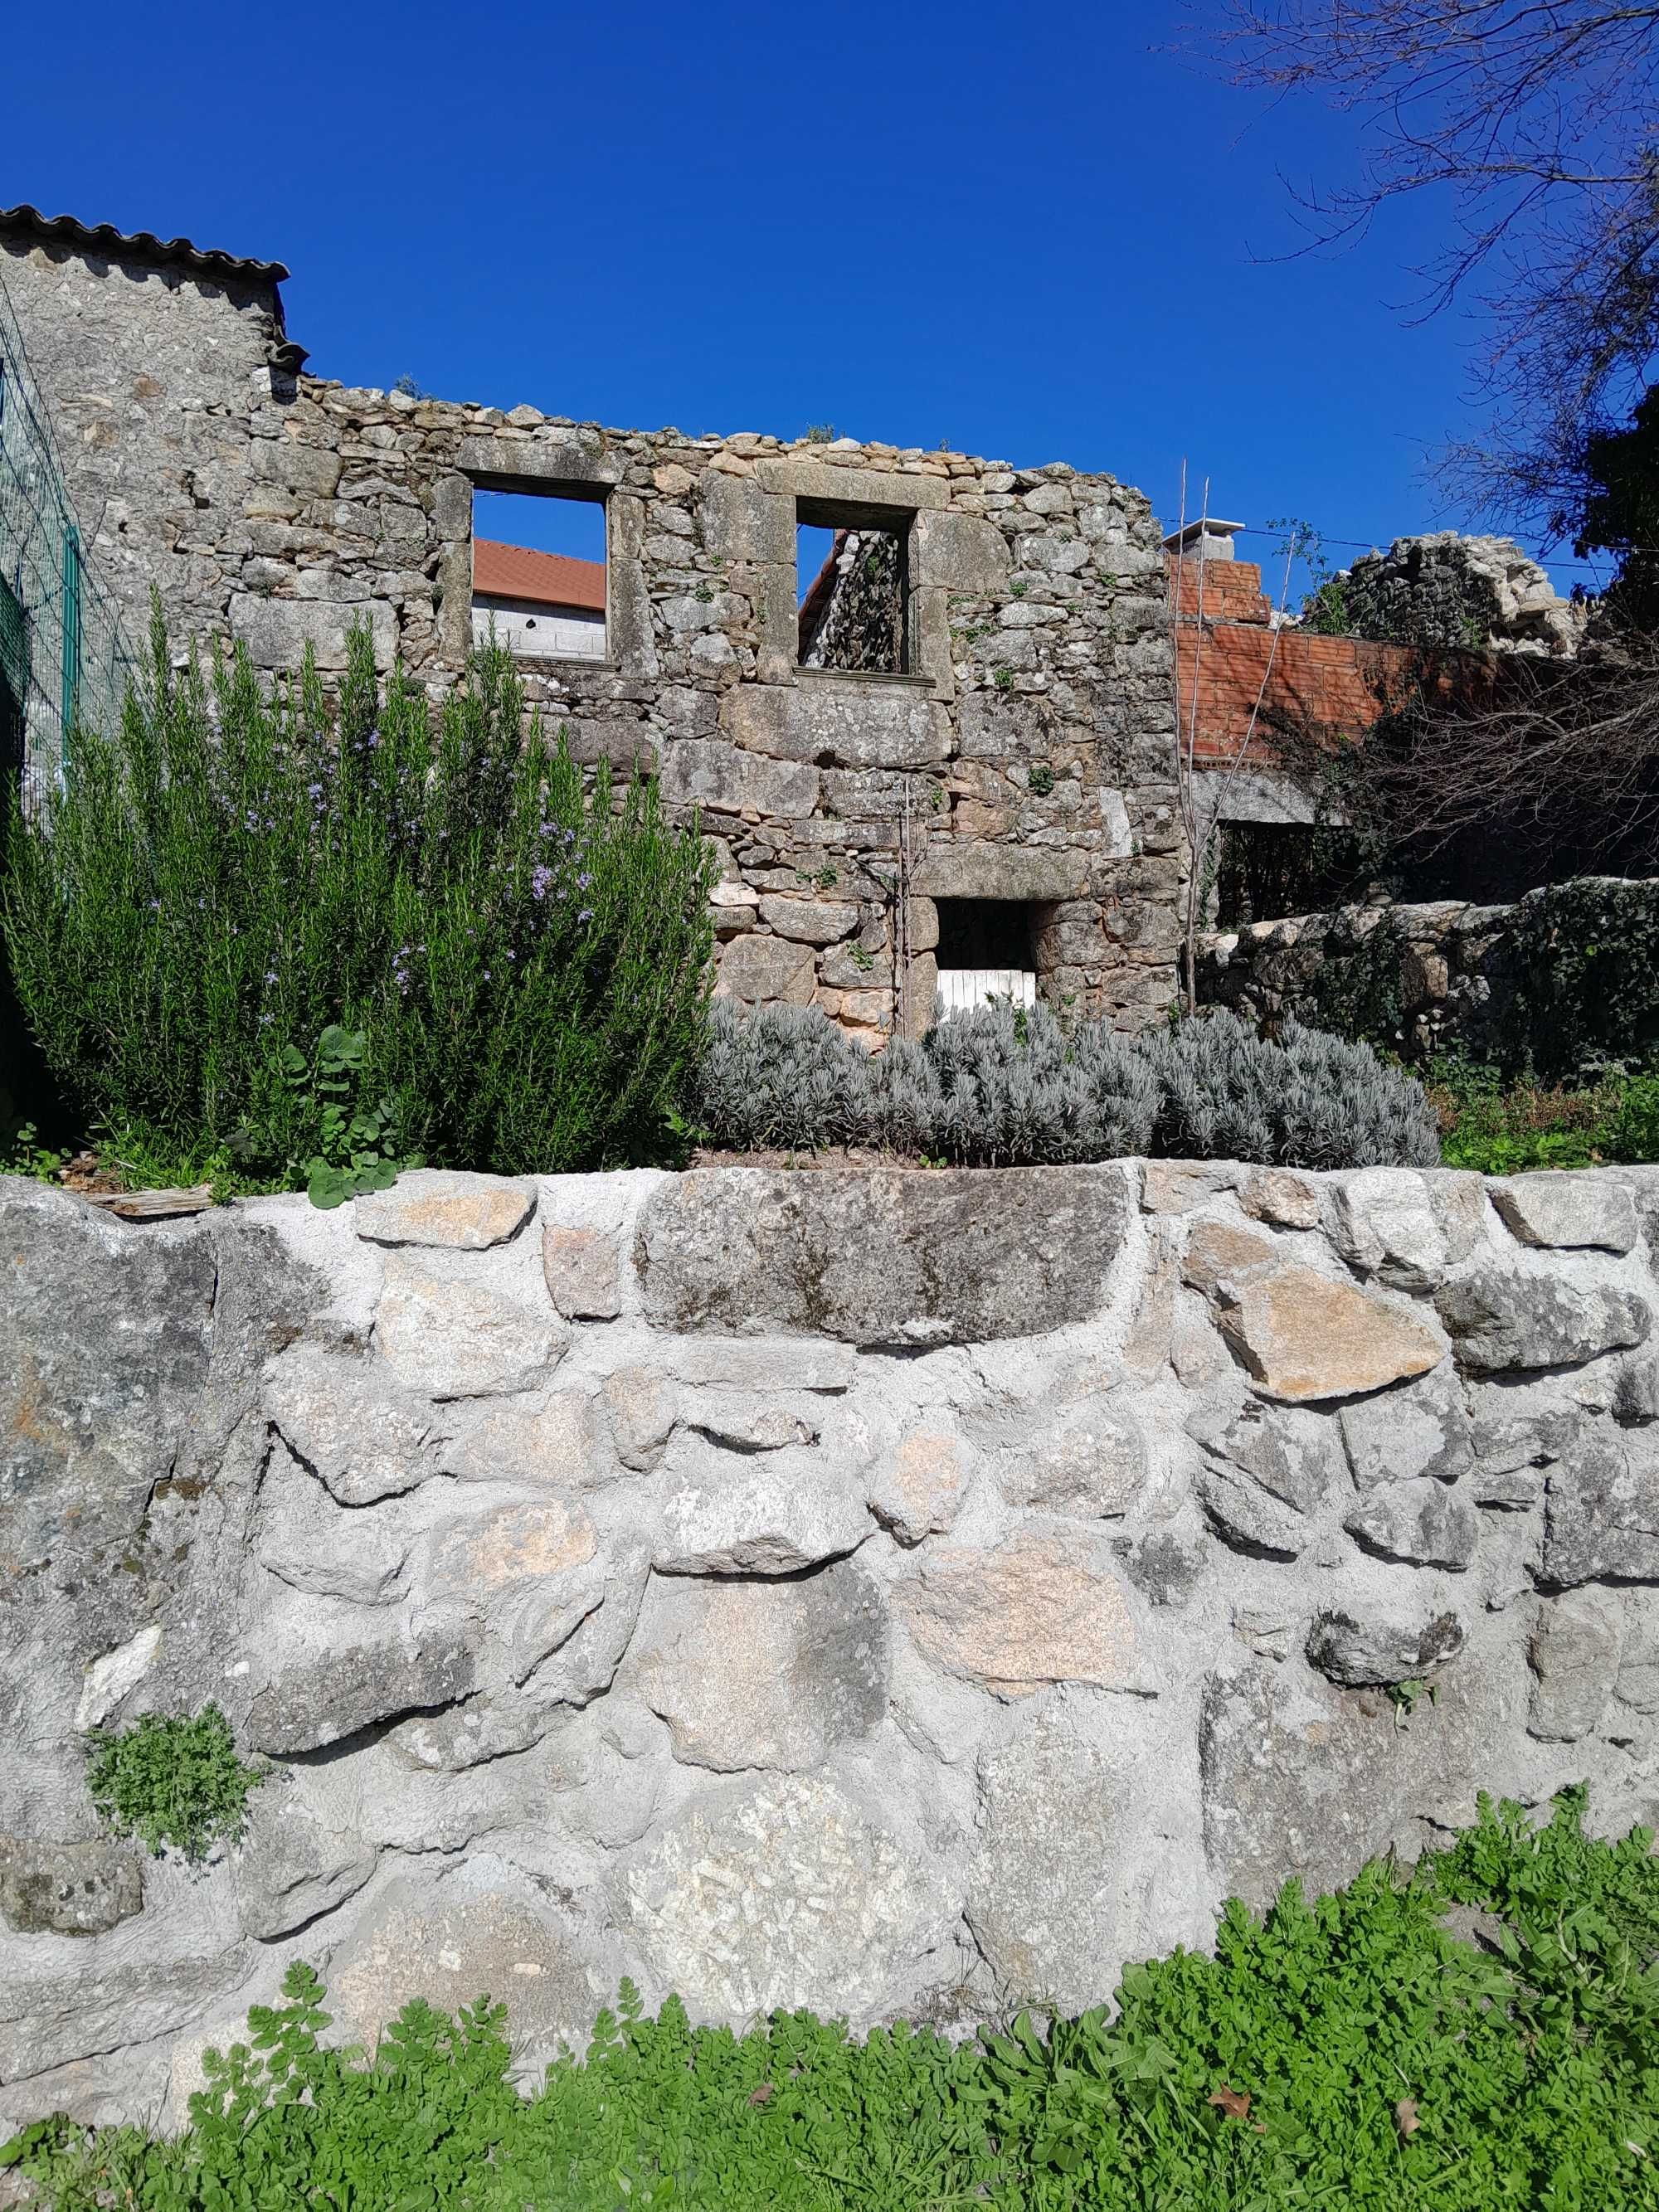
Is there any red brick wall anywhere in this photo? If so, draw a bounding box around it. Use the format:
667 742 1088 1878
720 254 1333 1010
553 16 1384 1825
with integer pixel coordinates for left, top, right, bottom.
1169 556 1422 768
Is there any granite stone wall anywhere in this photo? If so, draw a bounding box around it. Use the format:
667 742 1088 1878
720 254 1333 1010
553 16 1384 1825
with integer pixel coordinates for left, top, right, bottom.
1197 887 1603 1062
3 1162 1657 2127
2 225 1180 1033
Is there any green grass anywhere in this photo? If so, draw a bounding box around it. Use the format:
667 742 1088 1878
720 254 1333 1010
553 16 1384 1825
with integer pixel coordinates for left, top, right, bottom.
6 1787 1657 2209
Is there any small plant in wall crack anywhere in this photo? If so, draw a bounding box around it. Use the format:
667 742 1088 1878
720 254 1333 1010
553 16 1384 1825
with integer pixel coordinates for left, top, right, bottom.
1027 763 1056 796
85 1706 265 1860
1387 1676 1439 1729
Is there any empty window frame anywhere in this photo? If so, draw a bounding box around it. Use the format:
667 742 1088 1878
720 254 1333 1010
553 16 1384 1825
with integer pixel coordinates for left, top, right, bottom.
795 499 908 673
1214 819 1364 927
470 484 606 662
933 898 1038 1018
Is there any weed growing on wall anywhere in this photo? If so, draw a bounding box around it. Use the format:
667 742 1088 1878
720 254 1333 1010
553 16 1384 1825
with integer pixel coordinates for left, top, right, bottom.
85 1707 263 1861
2 613 714 1179
6 1789 1657 2209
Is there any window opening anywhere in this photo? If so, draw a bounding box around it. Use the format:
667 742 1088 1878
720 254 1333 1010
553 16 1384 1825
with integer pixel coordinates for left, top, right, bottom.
471 484 606 662
1214 820 1364 926
933 898 1037 1018
795 502 907 672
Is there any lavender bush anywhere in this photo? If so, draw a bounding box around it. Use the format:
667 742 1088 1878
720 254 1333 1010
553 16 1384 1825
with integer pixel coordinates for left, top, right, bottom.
2 614 714 1177
695 1001 1438 1169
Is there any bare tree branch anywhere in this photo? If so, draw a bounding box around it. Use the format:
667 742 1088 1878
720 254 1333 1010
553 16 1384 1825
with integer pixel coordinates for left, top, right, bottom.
1195 2 1659 529
1267 620 1659 894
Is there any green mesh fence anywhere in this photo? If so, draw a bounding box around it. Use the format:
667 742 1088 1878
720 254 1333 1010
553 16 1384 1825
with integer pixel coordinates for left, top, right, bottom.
0 263 136 816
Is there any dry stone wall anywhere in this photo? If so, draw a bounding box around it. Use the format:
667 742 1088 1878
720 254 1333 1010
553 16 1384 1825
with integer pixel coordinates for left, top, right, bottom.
2 227 1180 1033
3 1161 1657 2127
1198 886 1604 1062
1199 897 1515 1059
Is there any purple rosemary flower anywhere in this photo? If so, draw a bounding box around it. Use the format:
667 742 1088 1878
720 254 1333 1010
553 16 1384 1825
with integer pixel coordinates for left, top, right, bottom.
577 908 594 925
576 871 592 891
531 864 552 902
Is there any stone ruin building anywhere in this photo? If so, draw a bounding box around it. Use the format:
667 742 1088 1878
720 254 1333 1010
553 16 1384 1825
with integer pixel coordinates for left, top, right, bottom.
6 203 1591 1038
0 205 1184 1040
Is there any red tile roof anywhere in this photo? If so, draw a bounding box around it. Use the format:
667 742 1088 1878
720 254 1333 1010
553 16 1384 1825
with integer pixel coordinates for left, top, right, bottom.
473 539 606 611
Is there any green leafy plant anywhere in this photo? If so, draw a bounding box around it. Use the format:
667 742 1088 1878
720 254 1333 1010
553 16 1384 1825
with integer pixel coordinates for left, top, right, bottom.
270 1024 418 1208
84 1706 264 1861
1428 1053 1623 1173
993 664 1014 691
7 1790 1659 2210
0 1120 71 1183
1027 763 1056 796
1603 1068 1659 1162
2 615 714 1180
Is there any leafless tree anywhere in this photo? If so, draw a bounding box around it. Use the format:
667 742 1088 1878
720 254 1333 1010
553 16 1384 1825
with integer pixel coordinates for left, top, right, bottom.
1267 622 1659 895
1202 2 1659 532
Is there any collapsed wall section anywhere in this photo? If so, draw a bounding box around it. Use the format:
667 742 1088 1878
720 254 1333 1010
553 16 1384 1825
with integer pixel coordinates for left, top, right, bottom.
2 1161 1656 2127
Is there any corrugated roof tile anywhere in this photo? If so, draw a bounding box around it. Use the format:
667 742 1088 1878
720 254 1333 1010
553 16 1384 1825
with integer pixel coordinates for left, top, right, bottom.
0 204 289 286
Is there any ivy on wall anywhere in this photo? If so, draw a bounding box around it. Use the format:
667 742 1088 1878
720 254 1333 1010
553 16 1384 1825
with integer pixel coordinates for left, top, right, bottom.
1306 916 1408 1051
1499 879 1659 1082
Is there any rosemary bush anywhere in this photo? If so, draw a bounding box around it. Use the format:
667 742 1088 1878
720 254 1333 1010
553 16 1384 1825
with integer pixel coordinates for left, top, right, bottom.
2 616 714 1177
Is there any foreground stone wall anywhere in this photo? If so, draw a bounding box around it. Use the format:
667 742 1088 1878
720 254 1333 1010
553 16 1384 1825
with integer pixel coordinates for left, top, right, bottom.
3 1160 1657 2127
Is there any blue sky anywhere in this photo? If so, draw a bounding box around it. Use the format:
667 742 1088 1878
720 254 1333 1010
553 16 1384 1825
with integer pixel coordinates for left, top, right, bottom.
3 0 1593 600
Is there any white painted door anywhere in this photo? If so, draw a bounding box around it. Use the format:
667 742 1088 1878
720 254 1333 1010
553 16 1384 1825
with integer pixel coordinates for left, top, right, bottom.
935 968 1038 1018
